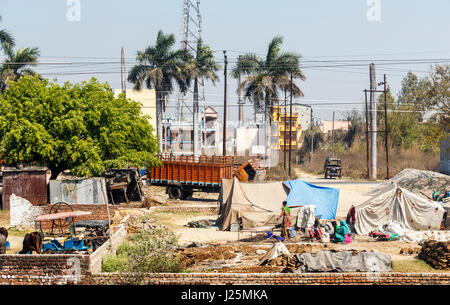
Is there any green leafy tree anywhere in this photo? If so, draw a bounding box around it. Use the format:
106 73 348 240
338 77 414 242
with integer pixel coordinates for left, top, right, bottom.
232 36 306 125
0 45 40 91
0 75 159 177
128 30 189 152
422 64 450 131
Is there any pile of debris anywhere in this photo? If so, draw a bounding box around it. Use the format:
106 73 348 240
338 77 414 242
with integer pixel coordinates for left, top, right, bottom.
259 243 392 273
127 217 168 234
418 240 450 270
372 168 450 198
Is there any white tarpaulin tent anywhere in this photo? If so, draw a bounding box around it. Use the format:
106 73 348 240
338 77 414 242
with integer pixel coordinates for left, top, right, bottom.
354 184 445 235
216 177 290 231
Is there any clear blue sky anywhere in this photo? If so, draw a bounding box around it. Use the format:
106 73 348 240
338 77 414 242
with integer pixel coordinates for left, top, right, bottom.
1 0 450 122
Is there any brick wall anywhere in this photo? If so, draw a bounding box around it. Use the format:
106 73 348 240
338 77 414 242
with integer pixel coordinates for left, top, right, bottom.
84 272 450 285
0 254 90 285
89 214 132 274
39 204 118 230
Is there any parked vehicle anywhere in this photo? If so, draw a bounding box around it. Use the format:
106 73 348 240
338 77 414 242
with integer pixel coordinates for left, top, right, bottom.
148 154 235 200
324 157 342 179
234 158 265 183
35 211 93 253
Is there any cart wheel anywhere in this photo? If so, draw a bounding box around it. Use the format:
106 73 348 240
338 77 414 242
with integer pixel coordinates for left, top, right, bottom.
168 186 182 200
49 202 74 235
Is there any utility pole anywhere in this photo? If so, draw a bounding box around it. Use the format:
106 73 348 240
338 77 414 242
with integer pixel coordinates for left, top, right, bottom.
237 55 244 125
332 111 335 157
283 87 287 169
193 74 199 158
223 50 228 156
364 89 371 179
310 108 314 163
121 47 126 95
369 63 377 179
382 74 389 179
288 73 293 177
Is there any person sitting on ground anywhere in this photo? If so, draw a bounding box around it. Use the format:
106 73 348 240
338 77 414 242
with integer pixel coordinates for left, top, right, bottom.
309 219 323 242
432 190 439 201
277 201 291 239
332 220 352 243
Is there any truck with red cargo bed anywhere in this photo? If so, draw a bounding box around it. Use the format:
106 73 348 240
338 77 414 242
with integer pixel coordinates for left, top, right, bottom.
147 154 263 199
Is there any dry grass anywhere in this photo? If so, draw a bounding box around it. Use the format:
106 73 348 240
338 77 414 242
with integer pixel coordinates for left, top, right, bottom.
392 259 448 273
297 149 440 180
265 163 298 181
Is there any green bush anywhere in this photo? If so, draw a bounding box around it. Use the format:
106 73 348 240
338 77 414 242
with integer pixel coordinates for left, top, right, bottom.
101 229 184 273
102 254 129 273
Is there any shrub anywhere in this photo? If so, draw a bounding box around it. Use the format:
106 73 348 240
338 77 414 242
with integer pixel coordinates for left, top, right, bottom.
101 229 183 273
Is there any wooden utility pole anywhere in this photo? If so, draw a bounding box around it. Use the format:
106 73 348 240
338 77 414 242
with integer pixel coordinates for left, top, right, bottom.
288 73 293 177
121 47 126 94
223 50 228 156
369 63 377 179
383 74 390 179
283 87 287 169
332 111 335 157
237 55 244 125
364 89 371 179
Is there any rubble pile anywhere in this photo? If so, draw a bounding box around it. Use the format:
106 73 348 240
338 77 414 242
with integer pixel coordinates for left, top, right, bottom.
399 247 421 255
372 168 450 197
127 217 168 234
418 240 450 270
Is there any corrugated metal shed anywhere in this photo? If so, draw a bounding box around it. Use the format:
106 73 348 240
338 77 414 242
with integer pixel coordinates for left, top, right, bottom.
441 135 450 175
1 167 50 210
49 178 107 204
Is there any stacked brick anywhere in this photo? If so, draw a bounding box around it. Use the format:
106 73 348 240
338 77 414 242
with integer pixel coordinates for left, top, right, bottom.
418 240 450 270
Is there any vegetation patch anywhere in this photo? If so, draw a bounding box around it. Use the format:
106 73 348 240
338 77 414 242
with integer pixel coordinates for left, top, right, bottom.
102 228 184 273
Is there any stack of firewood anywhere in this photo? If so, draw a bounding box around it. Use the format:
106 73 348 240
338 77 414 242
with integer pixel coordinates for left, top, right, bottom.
418 240 450 270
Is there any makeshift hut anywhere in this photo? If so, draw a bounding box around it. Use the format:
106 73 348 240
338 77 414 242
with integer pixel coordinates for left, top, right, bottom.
216 178 340 231
352 184 445 235
283 180 339 220
216 177 290 231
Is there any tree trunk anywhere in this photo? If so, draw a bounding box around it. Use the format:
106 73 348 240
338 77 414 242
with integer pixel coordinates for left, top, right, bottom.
156 92 163 153
193 78 199 158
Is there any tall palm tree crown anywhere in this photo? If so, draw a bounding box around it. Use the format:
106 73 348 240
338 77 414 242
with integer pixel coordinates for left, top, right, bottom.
128 30 189 152
183 39 220 156
0 46 40 91
232 35 306 120
0 15 15 53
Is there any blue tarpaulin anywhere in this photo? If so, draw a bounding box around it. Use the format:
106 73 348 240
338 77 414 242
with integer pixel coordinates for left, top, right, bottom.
283 180 339 220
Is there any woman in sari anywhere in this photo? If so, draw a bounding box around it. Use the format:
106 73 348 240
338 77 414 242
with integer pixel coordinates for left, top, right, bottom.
277 201 291 238
309 219 323 241
332 220 352 243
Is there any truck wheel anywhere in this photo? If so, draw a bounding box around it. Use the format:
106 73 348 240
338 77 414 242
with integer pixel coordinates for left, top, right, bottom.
168 186 182 200
181 189 193 200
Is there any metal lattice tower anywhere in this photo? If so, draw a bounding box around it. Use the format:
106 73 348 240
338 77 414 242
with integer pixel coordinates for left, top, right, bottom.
181 0 202 54
178 0 203 123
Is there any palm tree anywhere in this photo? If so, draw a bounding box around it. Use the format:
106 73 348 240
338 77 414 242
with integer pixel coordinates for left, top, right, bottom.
232 36 306 124
0 45 40 91
184 40 220 156
0 15 15 53
128 30 188 152
232 36 305 161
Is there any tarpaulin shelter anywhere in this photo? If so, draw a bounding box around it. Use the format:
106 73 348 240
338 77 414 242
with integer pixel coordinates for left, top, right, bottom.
353 184 445 235
283 180 339 220
216 177 290 231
